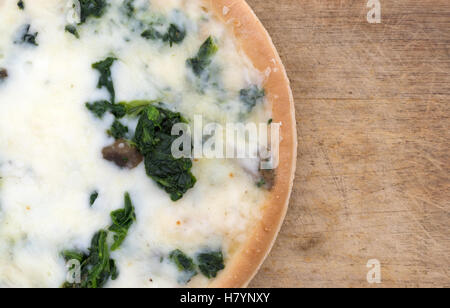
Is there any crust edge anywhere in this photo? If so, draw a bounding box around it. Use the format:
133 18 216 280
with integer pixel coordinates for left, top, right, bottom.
206 0 297 288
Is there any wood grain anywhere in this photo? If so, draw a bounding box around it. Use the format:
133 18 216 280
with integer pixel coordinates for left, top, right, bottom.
246 0 450 288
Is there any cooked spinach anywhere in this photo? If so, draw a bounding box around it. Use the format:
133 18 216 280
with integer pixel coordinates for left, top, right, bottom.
109 192 136 251
62 230 118 288
89 191 99 206
61 250 86 264
123 0 135 18
108 120 128 140
134 105 196 201
169 249 197 284
240 85 265 112
17 0 24 10
186 36 218 77
65 25 80 39
256 178 266 188
86 100 126 119
164 24 186 47
92 57 117 103
78 0 107 24
85 100 110 118
109 103 127 118
86 63 195 200
62 193 136 287
197 250 225 279
141 23 186 47
141 27 162 40
116 100 147 115
17 24 38 46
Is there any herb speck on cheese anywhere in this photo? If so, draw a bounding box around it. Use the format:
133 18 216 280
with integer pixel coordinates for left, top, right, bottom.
89 191 99 206
17 0 24 10
240 85 265 112
123 0 135 18
141 23 186 47
78 0 107 25
65 25 80 39
16 24 38 46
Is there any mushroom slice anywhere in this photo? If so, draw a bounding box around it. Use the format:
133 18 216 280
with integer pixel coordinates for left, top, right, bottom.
102 139 143 169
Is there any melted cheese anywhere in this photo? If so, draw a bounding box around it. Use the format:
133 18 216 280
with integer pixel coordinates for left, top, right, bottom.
0 0 269 287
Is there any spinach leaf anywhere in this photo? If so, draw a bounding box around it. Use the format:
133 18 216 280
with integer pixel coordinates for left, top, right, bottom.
141 23 186 47
134 106 196 201
62 230 118 288
17 0 24 10
169 249 197 284
89 191 99 206
78 0 107 24
123 0 135 18
240 85 265 112
163 24 186 47
61 250 86 263
109 103 127 118
62 193 136 287
92 57 117 103
86 100 126 119
197 250 225 279
141 27 163 40
17 24 38 46
65 25 80 39
85 100 110 118
256 178 266 188
108 120 128 140
186 36 218 77
109 192 136 251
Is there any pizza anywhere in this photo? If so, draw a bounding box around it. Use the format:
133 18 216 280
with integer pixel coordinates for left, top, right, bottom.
0 0 296 288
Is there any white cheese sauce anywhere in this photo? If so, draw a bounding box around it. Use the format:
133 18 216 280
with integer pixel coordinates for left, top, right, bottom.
0 0 270 287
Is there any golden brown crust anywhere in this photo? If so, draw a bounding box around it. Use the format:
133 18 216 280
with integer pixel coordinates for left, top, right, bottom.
205 0 297 288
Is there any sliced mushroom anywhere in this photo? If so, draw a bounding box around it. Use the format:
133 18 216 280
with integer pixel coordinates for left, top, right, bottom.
102 139 143 169
0 68 8 81
258 168 276 190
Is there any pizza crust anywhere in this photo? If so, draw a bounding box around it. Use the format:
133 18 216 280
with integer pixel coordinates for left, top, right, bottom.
205 0 297 287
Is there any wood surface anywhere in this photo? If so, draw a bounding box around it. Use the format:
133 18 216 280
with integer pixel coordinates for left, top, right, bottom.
246 0 450 288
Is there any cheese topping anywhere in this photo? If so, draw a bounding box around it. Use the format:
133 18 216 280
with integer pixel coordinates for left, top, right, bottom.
0 0 271 287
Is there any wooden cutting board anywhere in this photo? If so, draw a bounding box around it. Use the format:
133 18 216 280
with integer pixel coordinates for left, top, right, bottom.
247 0 450 287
